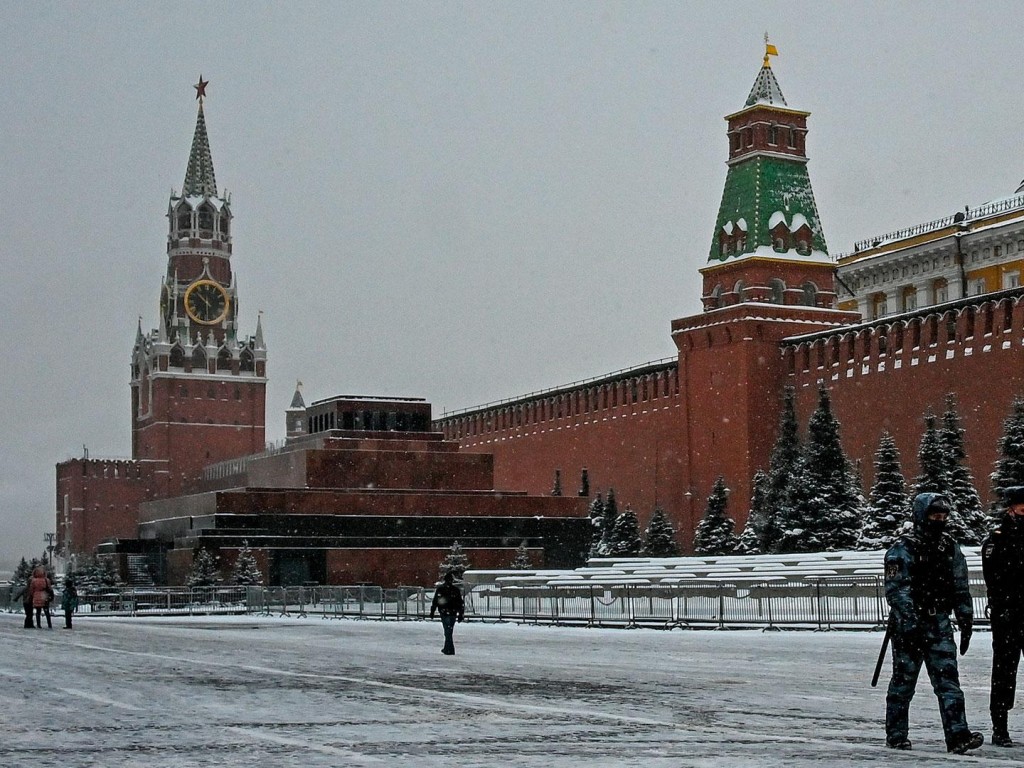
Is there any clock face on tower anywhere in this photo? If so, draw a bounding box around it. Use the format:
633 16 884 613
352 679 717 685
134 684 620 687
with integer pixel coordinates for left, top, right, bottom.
183 279 230 325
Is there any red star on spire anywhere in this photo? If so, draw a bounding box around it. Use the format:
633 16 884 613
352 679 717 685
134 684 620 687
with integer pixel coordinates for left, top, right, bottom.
194 76 209 101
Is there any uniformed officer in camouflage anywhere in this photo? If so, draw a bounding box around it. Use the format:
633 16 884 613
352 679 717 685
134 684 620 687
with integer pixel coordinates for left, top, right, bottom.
884 492 983 753
981 485 1024 747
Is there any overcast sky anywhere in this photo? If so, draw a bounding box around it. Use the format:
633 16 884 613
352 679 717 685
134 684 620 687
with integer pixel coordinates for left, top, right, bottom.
2 2 1022 566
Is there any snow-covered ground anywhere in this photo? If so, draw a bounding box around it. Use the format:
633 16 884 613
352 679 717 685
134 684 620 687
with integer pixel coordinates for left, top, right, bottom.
0 613 1018 766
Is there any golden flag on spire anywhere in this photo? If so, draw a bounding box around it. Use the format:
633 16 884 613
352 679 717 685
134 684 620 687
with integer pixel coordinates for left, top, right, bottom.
764 33 778 66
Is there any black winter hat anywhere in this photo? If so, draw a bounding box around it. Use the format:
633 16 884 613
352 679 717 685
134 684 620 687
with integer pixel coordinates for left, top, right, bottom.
1003 486 1024 507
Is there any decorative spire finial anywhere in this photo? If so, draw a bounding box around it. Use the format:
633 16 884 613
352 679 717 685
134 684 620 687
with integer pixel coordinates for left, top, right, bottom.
763 34 778 68
182 80 218 197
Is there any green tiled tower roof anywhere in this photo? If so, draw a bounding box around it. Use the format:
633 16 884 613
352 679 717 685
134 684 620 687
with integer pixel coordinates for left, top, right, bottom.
708 57 829 265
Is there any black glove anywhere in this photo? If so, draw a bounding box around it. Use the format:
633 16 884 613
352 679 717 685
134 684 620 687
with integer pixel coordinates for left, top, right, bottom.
457 616 463 623
959 620 973 655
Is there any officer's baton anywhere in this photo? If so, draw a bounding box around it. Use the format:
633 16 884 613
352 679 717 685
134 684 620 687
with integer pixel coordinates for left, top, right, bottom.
871 613 895 688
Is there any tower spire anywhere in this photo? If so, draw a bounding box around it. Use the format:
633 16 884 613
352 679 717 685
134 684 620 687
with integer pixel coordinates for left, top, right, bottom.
183 76 217 197
701 47 835 310
762 33 779 68
746 37 786 107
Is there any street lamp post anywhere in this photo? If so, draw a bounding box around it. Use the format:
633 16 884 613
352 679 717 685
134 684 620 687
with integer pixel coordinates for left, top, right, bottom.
43 532 56 568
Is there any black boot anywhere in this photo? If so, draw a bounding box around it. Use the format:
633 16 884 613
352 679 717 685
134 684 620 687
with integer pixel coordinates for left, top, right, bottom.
992 710 1014 747
947 731 984 754
886 736 912 750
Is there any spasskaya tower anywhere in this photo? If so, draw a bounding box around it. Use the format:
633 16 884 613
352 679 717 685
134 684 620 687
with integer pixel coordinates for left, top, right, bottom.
130 77 267 494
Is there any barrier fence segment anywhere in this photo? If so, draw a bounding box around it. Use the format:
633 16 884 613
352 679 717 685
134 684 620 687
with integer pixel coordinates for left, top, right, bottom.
0 575 994 630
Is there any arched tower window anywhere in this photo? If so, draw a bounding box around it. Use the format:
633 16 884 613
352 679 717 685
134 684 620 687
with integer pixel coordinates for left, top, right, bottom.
707 283 723 309
219 213 230 237
217 346 232 372
801 282 817 307
769 278 786 304
197 203 215 233
771 223 789 253
169 345 185 368
240 348 254 372
793 225 813 255
176 204 192 233
191 346 207 371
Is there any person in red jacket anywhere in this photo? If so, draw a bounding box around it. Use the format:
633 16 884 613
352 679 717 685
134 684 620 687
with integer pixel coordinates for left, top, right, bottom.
28 566 53 629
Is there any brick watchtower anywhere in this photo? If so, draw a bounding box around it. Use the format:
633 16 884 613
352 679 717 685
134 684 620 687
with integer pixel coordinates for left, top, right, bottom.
672 44 858 536
131 77 267 495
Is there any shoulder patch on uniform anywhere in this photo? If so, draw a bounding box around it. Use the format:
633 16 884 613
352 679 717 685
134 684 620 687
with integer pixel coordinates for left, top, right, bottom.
983 542 996 557
885 561 900 579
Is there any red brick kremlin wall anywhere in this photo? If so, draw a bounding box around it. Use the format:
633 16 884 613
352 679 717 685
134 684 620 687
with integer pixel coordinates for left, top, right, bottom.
439 293 1024 551
787 293 1024 507
437 361 694 545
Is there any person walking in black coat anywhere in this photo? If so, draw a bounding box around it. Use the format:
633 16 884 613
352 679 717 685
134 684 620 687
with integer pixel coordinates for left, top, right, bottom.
11 579 33 628
61 579 79 629
982 485 1024 746
430 572 465 655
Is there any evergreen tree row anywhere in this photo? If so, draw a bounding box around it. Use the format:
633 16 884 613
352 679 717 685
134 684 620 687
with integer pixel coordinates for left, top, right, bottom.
695 387 1021 556
587 488 681 558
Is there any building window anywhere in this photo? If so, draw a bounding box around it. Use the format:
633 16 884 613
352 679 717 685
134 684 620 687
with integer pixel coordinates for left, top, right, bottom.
873 294 888 320
903 288 917 312
768 126 778 145
969 278 987 296
934 280 948 304
994 245 1002 258
177 207 191 232
1003 271 1021 289
770 279 785 304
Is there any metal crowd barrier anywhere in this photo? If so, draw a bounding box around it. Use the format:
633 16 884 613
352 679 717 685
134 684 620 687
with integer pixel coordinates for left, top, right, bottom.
466 576 990 630
0 577 990 630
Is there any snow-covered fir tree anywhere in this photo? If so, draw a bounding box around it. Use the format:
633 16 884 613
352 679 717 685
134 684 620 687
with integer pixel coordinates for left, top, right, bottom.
606 505 643 557
858 432 910 550
69 556 121 594
12 556 33 584
798 384 861 550
913 411 972 542
439 541 471 582
693 477 737 555
915 413 946 494
763 387 801 553
776 454 836 553
551 468 563 496
12 556 56 588
940 394 988 543
991 397 1024 512
587 492 606 557
595 488 620 556
736 470 770 554
231 541 263 586
510 541 532 570
187 547 220 587
641 506 680 557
